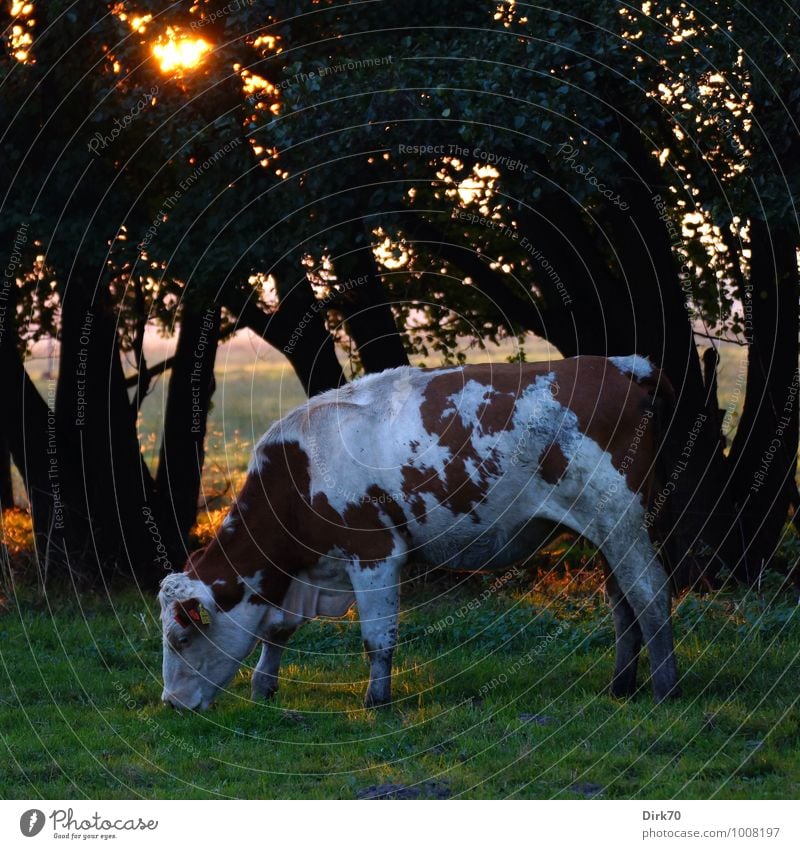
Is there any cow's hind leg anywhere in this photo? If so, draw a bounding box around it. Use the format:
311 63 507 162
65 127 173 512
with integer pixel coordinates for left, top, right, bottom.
346 551 403 709
601 534 679 703
605 571 643 698
252 626 297 700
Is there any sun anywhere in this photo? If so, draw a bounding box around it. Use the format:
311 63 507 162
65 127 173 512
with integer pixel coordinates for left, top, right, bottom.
152 34 210 73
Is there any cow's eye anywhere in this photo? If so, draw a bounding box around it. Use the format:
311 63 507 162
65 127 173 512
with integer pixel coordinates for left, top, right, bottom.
178 635 190 647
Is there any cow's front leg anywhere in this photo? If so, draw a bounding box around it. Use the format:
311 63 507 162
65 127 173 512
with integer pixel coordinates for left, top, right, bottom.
346 555 402 709
251 627 295 700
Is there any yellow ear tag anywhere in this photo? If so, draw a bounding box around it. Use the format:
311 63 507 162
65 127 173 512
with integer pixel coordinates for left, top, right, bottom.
198 604 211 625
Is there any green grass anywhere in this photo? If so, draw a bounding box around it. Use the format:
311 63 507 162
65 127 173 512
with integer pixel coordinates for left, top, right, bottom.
1 572 798 799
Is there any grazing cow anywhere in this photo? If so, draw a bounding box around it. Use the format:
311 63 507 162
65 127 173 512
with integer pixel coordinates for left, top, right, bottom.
160 355 679 711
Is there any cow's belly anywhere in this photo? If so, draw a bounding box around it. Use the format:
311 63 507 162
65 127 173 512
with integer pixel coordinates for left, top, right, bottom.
406 513 560 571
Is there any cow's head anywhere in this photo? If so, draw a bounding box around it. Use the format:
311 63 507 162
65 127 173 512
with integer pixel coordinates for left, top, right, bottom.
158 572 263 710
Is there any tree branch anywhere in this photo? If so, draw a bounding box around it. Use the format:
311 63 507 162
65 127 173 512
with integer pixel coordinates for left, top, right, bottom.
404 211 550 339
124 355 177 389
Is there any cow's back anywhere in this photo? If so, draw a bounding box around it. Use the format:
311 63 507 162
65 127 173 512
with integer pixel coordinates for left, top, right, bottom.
250 356 665 571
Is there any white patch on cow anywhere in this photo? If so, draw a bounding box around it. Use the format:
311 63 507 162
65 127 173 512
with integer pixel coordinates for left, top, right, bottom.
609 354 653 381
345 539 404 645
388 369 415 421
449 380 492 427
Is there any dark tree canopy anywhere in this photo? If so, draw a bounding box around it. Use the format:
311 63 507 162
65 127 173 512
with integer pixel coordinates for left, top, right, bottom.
0 0 797 587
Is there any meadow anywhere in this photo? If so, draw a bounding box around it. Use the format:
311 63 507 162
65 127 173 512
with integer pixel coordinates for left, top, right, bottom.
1 567 798 799
3 333 797 800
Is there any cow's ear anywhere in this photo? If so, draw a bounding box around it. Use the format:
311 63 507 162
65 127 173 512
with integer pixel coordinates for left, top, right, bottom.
174 598 212 629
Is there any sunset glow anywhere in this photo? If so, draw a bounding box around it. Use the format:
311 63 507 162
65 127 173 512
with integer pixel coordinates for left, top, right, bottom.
152 35 210 73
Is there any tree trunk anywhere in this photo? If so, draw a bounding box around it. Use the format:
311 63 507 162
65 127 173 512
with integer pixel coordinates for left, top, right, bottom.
333 220 410 373
724 221 799 580
54 272 171 584
224 272 346 396
0 273 65 567
0 338 59 567
598 113 735 586
155 304 221 550
0 433 13 510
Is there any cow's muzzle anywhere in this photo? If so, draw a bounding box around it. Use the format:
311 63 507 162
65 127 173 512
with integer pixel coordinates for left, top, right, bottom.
161 690 206 711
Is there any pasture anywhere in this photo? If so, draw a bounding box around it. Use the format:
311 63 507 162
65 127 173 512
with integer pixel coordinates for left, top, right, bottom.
2 336 797 800
1 569 798 799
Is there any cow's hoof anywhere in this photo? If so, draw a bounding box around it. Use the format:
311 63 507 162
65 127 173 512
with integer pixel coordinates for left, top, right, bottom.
252 685 278 701
609 677 638 699
653 683 682 704
364 691 392 709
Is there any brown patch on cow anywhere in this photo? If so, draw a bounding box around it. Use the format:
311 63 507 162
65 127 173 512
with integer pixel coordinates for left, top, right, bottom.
542 357 662 493
190 438 405 603
363 484 409 531
538 441 569 485
187 440 316 609
342 501 396 566
407 371 517 521
426 358 663 495
476 391 518 434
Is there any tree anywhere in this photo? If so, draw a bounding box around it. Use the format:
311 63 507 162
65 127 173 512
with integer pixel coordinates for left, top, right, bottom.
2 0 796 587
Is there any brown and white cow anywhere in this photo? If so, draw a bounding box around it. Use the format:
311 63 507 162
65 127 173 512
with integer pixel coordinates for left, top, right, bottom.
160 355 679 710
